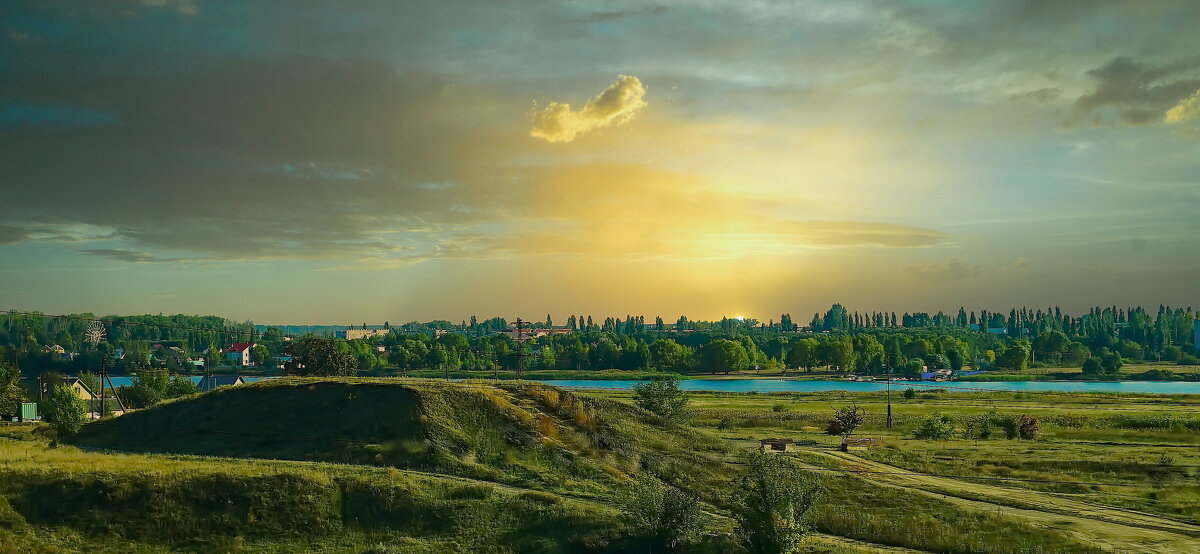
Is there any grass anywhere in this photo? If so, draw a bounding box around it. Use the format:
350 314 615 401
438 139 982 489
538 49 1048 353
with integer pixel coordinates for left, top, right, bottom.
72 378 735 504
0 425 624 552
625 386 1200 526
9 378 1193 552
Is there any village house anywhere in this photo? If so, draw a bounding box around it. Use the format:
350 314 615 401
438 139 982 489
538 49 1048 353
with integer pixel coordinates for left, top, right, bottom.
225 343 256 367
197 375 245 392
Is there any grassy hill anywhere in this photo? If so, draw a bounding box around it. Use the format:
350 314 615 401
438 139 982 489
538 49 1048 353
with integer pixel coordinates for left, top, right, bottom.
0 424 626 553
73 378 734 503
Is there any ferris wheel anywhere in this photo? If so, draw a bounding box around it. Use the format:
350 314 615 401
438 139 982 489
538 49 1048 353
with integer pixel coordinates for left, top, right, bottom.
84 320 107 347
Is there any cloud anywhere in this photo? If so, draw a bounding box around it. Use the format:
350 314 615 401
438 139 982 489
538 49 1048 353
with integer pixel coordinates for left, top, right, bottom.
77 248 204 263
1071 56 1200 125
138 0 198 16
903 258 981 283
567 7 667 23
0 225 29 245
530 75 647 143
1165 89 1200 123
782 221 950 249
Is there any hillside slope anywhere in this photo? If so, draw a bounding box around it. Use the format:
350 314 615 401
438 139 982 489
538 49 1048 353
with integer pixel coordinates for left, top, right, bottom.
74 378 733 502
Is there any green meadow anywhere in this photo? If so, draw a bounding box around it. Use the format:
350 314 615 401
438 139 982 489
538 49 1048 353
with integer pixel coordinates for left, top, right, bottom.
3 379 1197 552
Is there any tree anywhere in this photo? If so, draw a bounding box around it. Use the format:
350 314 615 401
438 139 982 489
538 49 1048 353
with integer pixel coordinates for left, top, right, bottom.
633 377 690 423
702 339 748 374
42 383 86 437
1100 351 1123 374
824 404 865 437
124 370 170 408
622 479 705 550
283 337 359 376
0 362 26 419
732 452 820 553
649 339 689 370
995 340 1031 371
1064 342 1090 365
166 375 199 397
1081 357 1103 376
251 344 270 367
787 338 820 372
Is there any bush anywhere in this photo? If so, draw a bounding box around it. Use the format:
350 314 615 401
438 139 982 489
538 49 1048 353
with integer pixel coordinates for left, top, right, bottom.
772 403 790 413
622 479 706 550
1017 414 1040 440
633 377 690 423
913 414 955 440
824 404 865 437
962 412 997 439
716 416 736 431
902 388 916 400
1179 354 1199 366
41 384 86 438
732 452 820 553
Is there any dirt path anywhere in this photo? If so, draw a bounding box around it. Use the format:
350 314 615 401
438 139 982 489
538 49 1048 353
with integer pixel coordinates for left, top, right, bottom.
813 450 1200 553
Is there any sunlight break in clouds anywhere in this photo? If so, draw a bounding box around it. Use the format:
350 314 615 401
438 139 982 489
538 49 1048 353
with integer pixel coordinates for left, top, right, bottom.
1165 89 1200 123
530 75 647 143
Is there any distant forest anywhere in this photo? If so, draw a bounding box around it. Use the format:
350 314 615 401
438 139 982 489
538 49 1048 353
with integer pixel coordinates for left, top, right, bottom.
2 304 1197 379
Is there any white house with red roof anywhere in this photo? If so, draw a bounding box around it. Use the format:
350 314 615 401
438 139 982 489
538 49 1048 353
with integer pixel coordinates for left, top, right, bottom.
225 342 256 367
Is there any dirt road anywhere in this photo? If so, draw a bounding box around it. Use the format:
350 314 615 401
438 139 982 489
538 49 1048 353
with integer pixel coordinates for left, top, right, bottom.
813 450 1200 553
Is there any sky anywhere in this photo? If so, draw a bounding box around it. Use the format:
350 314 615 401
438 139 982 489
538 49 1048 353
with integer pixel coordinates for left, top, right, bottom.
1 0 1199 324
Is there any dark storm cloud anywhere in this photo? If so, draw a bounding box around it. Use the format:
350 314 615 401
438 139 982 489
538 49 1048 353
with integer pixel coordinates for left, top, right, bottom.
0 225 29 245
1071 56 1200 125
0 55 522 259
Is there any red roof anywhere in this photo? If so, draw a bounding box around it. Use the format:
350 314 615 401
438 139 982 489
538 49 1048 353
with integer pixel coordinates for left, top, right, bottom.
227 342 255 352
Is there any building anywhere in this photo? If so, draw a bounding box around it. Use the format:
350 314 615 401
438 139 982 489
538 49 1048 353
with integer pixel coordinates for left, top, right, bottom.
495 327 573 342
335 327 389 340
225 343 256 367
63 378 96 401
197 375 245 392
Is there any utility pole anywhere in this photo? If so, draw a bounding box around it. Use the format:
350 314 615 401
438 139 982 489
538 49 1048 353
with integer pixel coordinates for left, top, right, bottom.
886 363 893 428
514 318 524 380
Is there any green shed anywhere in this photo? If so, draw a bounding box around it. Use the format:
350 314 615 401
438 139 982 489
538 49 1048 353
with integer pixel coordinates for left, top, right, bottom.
19 402 38 422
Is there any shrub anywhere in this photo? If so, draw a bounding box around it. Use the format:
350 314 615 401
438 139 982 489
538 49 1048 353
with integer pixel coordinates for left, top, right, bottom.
825 404 865 437
997 415 1019 439
772 403 789 413
1017 414 1040 440
962 412 997 439
732 452 820 553
41 384 86 438
1179 354 1200 366
902 388 916 399
716 416 736 431
633 377 690 423
913 414 955 440
622 479 706 550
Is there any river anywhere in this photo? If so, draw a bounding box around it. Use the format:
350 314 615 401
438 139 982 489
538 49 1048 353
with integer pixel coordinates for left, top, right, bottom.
532 379 1200 395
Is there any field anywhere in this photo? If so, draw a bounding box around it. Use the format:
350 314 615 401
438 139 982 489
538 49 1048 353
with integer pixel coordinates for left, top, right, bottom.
4 378 1198 552
585 385 1200 552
